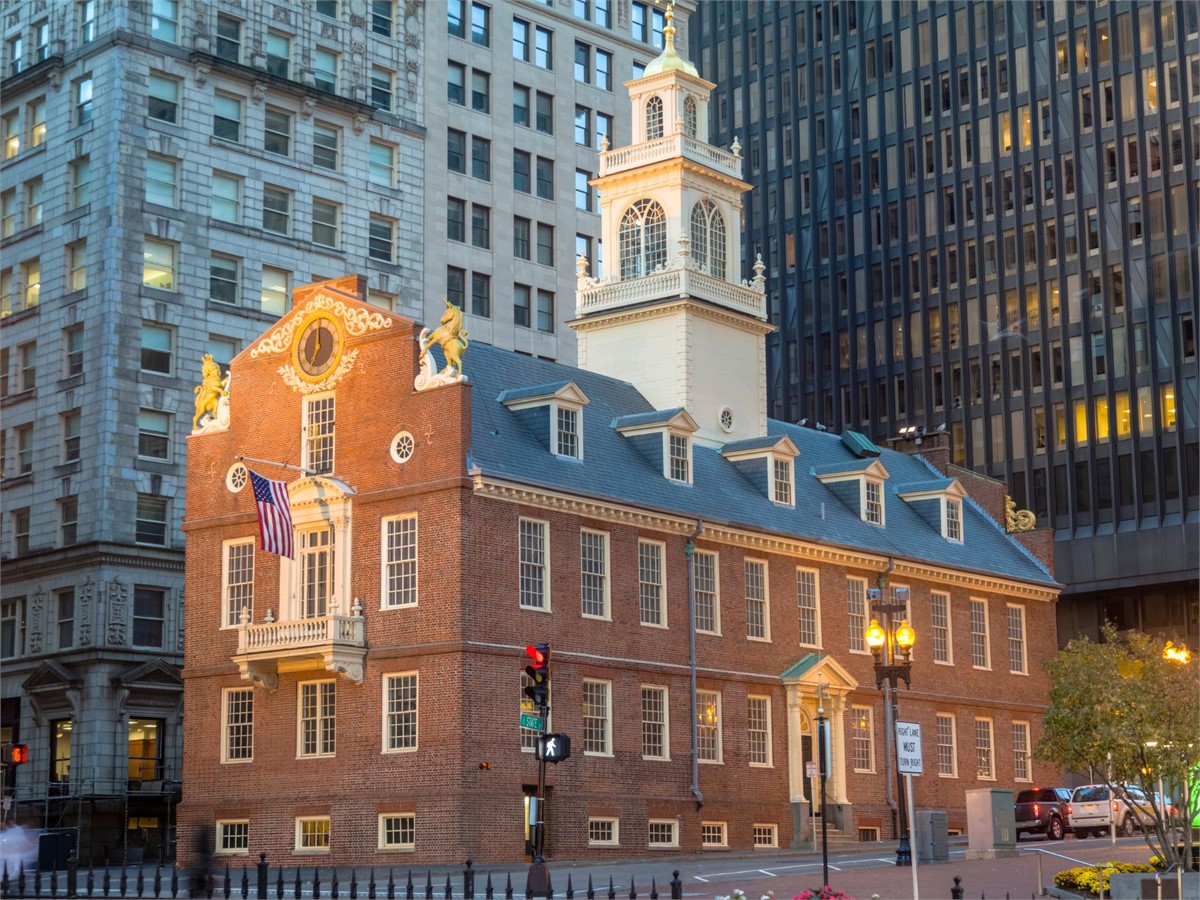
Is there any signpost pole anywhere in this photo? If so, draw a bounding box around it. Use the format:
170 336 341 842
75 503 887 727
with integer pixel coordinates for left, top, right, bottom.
907 772 919 900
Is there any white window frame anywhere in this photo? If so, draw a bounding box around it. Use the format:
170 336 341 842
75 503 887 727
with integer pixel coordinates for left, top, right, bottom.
747 695 772 767
975 717 995 780
752 824 778 848
377 813 415 851
744 558 770 641
221 687 254 763
666 431 692 483
381 513 418 609
970 597 991 669
294 817 331 853
215 820 249 855
302 393 335 475
587 817 619 847
694 550 720 635
863 477 885 525
1007 603 1027 674
222 538 255 628
700 821 728 848
944 497 963 541
936 713 958 778
647 819 679 848
931 591 953 664
850 704 875 772
796 567 821 648
1012 720 1032 782
518 517 549 611
382 672 418 753
297 679 336 758
697 689 722 764
637 539 666 628
640 684 669 760
847 576 869 654
582 678 612 756
553 403 582 459
579 528 610 619
771 457 794 506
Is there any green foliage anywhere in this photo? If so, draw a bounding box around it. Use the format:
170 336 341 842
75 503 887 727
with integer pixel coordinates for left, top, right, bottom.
1039 626 1200 871
1053 861 1156 894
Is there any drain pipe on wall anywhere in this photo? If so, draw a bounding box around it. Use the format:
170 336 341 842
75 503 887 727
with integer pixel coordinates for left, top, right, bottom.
686 519 705 810
877 558 898 840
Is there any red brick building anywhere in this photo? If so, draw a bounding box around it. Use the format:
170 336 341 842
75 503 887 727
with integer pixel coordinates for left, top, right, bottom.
179 27 1059 867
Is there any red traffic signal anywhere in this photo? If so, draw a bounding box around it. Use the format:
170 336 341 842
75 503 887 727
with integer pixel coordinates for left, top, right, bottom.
525 644 550 673
2 743 28 766
524 643 551 706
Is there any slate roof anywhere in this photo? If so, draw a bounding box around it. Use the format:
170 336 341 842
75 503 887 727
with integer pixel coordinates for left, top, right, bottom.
464 343 1058 588
496 381 576 405
720 435 788 453
895 478 959 493
811 458 882 477
610 408 688 429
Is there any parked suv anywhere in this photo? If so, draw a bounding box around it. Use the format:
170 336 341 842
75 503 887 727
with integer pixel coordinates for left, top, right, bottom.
1015 787 1073 840
1068 784 1156 837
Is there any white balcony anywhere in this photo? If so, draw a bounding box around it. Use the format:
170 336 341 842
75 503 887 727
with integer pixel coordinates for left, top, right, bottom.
599 134 743 181
232 604 365 690
576 264 766 320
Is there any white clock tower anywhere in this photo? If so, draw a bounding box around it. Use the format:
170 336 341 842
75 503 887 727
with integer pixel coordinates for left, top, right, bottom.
571 3 772 447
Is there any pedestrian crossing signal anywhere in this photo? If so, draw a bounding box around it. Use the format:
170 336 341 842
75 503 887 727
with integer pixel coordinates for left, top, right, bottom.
536 733 570 763
2 743 28 766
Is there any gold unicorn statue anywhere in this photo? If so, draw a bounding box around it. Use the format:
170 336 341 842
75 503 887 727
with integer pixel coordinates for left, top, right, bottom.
193 354 230 430
419 296 469 377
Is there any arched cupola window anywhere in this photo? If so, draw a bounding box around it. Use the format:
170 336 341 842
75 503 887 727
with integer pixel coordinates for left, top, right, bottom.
645 95 664 140
689 199 727 279
683 95 697 137
619 199 668 280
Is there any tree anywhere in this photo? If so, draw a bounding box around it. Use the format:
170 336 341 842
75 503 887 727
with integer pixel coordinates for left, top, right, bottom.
1039 626 1199 871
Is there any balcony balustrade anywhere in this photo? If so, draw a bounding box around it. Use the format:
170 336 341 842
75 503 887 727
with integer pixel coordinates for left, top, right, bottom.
232 601 366 690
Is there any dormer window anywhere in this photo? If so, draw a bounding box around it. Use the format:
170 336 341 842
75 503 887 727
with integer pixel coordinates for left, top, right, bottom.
773 458 793 505
668 433 690 482
556 406 580 458
499 381 589 460
946 497 962 541
646 95 664 139
896 478 967 541
864 479 883 525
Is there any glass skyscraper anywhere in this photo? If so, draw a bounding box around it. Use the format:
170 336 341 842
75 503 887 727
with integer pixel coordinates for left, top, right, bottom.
692 1 1198 645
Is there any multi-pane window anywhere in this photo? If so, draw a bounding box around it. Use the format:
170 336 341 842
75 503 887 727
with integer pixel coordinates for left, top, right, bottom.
265 33 290 77
638 540 665 626
132 586 165 646
975 718 994 779
773 458 793 505
1007 604 1027 674
970 598 990 668
25 177 43 226
146 74 180 126
534 26 553 69
213 94 241 142
56 588 75 649
223 539 254 627
701 822 727 848
753 825 778 848
588 819 618 846
264 107 291 155
694 551 718 633
512 18 529 60
299 681 337 757
696 690 721 762
747 696 771 765
936 714 957 777
470 1 490 44
369 141 395 186
80 0 97 42
303 395 335 474
137 409 170 460
212 172 240 222
641 686 667 759
369 216 395 262
745 559 768 639
371 66 393 111
135 496 168 546
262 186 291 234
1012 721 1031 781
946 498 962 540
215 15 241 61
151 0 179 42
383 514 418 608
619 199 667 279
690 199 727 279
298 527 333 618
217 821 249 854
648 820 678 848
62 410 81 462
645 95 664 139
210 253 238 303
850 705 875 771
313 48 338 92
64 326 84 377
222 688 254 761
75 76 94 124
668 433 689 482
379 815 415 850
556 406 579 458
313 123 339 170
931 592 952 663
384 673 418 751
847 577 867 652
312 200 339 247
296 818 330 852
580 530 608 618
519 519 548 609
796 568 819 646
864 479 883 524
582 679 610 754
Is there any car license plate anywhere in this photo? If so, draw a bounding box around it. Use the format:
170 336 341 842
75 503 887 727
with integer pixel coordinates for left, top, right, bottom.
1017 820 1037 828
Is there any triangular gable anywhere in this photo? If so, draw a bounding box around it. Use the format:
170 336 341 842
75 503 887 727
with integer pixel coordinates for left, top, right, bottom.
897 478 967 501
112 658 183 690
780 652 859 692
22 659 81 693
812 457 890 482
613 407 699 435
721 434 799 461
498 381 590 409
289 475 356 506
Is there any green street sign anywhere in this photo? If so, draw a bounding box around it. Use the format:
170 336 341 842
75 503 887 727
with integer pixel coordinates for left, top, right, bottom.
520 713 544 731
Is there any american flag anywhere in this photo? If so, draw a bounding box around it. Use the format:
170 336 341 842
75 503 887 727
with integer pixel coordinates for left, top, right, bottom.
249 470 294 559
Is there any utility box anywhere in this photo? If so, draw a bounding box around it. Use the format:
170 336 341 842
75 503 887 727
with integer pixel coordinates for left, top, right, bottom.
37 831 75 871
965 788 1019 859
913 809 949 862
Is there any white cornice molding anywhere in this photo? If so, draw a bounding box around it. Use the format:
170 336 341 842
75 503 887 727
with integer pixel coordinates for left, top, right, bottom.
592 158 752 193
569 298 774 337
471 476 1059 602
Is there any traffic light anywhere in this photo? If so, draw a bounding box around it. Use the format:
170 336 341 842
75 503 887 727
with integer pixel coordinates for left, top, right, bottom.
2 743 28 766
523 643 551 706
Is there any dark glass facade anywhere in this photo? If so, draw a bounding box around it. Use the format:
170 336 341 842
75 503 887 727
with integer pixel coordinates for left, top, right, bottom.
692 1 1198 645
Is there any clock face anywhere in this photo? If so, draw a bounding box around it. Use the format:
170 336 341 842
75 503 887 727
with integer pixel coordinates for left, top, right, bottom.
295 313 343 382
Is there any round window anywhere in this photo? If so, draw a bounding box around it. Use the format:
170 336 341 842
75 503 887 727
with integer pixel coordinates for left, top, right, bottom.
390 431 416 464
226 462 249 493
719 407 735 433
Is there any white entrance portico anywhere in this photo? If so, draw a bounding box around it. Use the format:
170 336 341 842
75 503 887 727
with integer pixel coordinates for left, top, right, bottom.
783 653 860 843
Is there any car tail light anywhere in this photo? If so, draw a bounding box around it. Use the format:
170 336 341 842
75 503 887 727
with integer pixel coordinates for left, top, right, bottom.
1033 804 1040 816
1112 801 1120 812
1065 804 1073 815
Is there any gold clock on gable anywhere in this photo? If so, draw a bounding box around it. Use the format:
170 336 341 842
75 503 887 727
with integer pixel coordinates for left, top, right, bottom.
293 310 345 383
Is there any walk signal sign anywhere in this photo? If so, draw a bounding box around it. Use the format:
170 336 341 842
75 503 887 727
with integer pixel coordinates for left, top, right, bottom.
536 733 571 763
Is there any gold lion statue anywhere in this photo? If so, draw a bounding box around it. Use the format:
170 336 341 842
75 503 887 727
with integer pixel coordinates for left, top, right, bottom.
193 354 229 430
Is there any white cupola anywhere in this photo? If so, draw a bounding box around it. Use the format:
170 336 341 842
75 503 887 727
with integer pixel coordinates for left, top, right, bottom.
571 2 772 447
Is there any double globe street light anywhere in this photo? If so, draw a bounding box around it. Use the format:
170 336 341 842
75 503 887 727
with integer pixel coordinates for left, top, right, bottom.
864 587 916 867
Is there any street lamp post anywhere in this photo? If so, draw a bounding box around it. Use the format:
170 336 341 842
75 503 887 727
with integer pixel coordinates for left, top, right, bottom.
865 588 916 868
